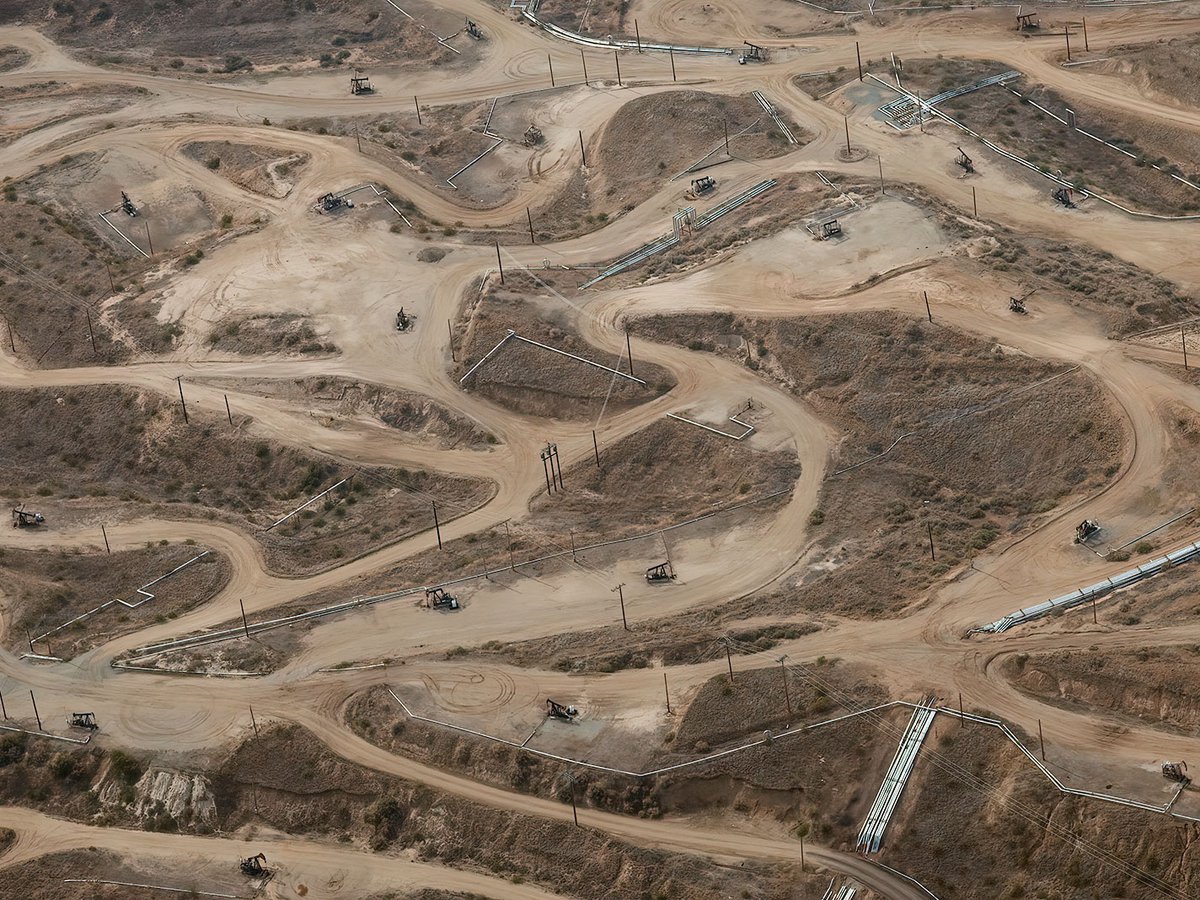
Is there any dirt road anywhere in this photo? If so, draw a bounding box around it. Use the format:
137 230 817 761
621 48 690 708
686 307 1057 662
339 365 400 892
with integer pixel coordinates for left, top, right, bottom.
3 5 1200 897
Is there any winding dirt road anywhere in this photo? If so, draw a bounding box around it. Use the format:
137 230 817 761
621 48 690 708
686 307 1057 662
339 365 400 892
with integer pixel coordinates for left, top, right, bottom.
3 5 1200 897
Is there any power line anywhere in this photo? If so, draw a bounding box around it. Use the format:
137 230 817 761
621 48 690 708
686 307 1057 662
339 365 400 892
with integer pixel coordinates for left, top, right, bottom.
721 635 1188 899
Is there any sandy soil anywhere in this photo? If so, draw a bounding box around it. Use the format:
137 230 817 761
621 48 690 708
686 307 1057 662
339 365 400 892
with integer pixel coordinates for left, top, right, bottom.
200 375 496 449
181 140 309 199
7 7 1200 898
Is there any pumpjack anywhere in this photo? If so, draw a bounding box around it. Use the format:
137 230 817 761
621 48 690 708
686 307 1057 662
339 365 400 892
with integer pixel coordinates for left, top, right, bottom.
395 308 413 332
67 712 98 730
955 147 975 174
318 192 353 212
465 18 483 39
546 698 578 720
1052 186 1075 208
12 506 45 528
120 191 139 217
739 41 765 64
350 70 374 95
686 176 716 200
645 561 676 584
819 219 842 240
425 587 459 610
524 124 544 146
240 853 268 877
1163 761 1189 783
1009 288 1036 315
1074 519 1101 543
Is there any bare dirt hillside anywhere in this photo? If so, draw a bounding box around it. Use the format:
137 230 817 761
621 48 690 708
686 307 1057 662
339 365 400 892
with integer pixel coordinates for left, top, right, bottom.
641 311 1122 617
888 58 1200 215
0 386 492 575
1101 35 1200 111
0 0 463 73
201 376 495 449
215 724 806 898
886 723 1198 899
181 141 309 198
1002 647 1200 733
1 542 229 658
0 198 170 367
456 272 675 421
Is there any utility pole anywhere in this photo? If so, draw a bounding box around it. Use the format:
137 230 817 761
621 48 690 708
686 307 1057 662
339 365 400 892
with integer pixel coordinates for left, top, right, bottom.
239 598 251 639
85 309 98 354
541 446 553 495
625 326 634 376
634 19 642 52
354 124 362 153
432 501 443 549
592 429 601 467
855 41 863 81
972 186 978 218
101 524 111 554
578 130 587 167
565 773 579 826
878 156 885 195
1038 718 1046 761
30 691 42 731
250 704 259 738
958 691 964 726
724 119 730 155
548 53 556 87
670 49 677 82
176 376 188 424
5 316 14 353
1082 17 1089 52
414 95 422 125
540 442 563 493
224 393 233 425
1183 326 1189 371
664 672 671 714
495 240 504 284
779 655 792 716
614 583 628 630
844 116 851 155
1092 592 1098 624
580 49 589 85
144 221 154 256
448 319 456 362
923 290 932 323
917 91 924 132
527 207 536 244
614 51 622 86
1064 28 1072 63
724 637 734 683
104 260 116 292
0 690 6 720
927 521 936 560
504 519 515 571
570 529 577 561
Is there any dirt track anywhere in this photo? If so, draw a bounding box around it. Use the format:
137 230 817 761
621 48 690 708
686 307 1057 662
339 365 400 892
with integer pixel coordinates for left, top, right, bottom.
4 5 1200 898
